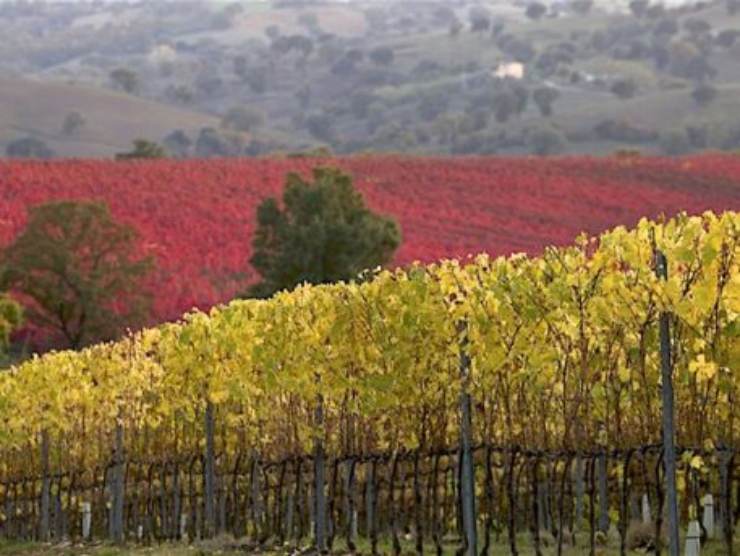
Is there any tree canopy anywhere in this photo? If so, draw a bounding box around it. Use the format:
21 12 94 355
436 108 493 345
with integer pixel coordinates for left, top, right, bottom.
247 167 401 298
6 137 55 159
0 294 22 354
115 139 168 160
1 201 154 349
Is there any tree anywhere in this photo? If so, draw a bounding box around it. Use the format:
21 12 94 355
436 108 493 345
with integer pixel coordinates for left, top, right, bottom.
163 130 193 158
449 20 463 37
684 18 711 36
492 90 519 123
349 92 377 120
272 35 313 58
115 140 167 160
532 86 560 116
221 106 265 132
233 55 249 79
469 5 492 32
265 24 281 41
645 4 665 18
498 34 536 62
527 125 568 155
6 137 54 159
297 12 319 32
345 49 364 64
62 111 86 136
363 7 388 32
195 74 224 97
610 78 638 99
331 56 357 76
0 294 22 356
195 128 245 157
296 84 312 109
659 127 691 155
668 41 716 82
654 18 679 37
715 29 740 48
525 2 547 20
246 67 269 94
211 2 242 30
570 0 593 15
306 113 336 143
369 46 394 66
110 68 139 94
1 201 153 349
692 84 718 107
166 84 194 104
417 92 450 120
433 5 456 25
246 167 400 298
512 84 530 115
629 0 650 18
594 118 658 142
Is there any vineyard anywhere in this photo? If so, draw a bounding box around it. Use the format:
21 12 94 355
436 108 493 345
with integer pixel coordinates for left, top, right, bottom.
1 155 739 325
0 211 737 553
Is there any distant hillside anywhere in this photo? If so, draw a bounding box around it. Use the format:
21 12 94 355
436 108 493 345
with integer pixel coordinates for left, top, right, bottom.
1 155 738 326
2 0 740 158
0 77 220 158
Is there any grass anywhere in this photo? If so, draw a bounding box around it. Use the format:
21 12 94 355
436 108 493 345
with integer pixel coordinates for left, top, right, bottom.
1 531 738 555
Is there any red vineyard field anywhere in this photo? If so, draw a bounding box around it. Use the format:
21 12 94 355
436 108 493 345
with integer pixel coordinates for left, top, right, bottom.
1 155 739 325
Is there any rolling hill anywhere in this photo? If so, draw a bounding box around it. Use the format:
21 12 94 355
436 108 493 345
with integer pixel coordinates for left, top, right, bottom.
0 77 220 158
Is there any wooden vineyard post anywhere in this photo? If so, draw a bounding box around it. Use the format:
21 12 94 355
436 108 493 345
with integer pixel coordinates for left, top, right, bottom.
458 320 477 556
642 493 651 524
314 394 327 554
597 450 609 534
701 494 714 539
204 402 216 538
507 449 519 556
573 454 585 531
367 459 378 556
654 247 680 556
109 422 125 544
719 450 734 556
684 520 701 556
81 501 92 540
180 513 188 541
343 457 357 552
39 430 51 542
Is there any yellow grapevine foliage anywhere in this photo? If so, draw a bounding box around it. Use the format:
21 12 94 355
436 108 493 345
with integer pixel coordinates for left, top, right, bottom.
0 211 737 477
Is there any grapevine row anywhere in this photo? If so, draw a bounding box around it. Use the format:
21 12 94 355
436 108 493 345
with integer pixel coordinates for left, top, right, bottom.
0 210 735 466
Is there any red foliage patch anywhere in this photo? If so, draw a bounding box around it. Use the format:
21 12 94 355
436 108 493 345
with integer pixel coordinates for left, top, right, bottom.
1 155 738 325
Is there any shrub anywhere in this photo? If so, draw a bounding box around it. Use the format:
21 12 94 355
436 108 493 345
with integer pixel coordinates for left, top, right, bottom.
594 119 658 143
660 127 692 155
6 137 54 159
625 521 665 551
